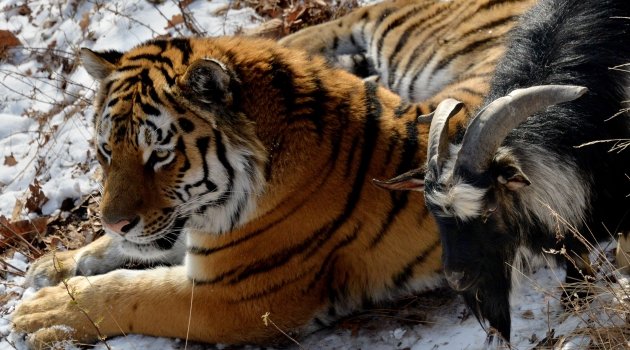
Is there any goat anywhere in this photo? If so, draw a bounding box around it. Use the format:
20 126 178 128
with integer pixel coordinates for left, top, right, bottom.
374 0 630 343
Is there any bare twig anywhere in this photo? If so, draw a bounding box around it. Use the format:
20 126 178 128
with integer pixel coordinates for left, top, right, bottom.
185 279 195 350
0 220 41 257
261 312 306 350
73 258 138 350
53 253 111 350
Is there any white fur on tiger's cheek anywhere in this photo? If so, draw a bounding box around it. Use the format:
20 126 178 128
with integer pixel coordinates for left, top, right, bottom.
426 183 486 221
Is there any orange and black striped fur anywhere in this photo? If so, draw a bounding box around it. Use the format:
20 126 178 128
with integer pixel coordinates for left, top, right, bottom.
12 0 539 347
14 37 444 347
280 0 536 105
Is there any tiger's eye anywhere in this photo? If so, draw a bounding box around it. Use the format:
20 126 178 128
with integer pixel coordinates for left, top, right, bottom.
103 144 111 152
155 150 170 158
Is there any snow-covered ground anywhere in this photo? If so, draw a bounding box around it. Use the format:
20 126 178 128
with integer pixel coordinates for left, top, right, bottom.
0 0 628 349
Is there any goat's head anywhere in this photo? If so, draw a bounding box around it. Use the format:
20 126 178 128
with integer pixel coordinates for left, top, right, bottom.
375 85 587 292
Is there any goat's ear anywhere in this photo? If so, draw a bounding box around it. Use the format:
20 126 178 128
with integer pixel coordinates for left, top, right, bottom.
373 168 425 192
80 48 123 81
497 165 531 191
178 58 237 106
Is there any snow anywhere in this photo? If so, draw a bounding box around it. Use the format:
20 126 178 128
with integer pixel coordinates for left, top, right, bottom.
0 0 627 349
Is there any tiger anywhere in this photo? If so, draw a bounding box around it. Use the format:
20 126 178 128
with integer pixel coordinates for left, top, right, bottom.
280 0 537 104
11 0 538 348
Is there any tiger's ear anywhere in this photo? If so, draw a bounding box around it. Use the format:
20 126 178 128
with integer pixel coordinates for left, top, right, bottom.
179 58 237 106
80 48 123 81
373 168 425 192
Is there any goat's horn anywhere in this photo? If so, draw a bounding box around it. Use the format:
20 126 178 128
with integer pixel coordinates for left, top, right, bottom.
417 111 435 124
453 85 587 177
427 99 464 178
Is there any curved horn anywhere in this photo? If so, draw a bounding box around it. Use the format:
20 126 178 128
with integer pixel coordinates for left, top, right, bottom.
417 111 435 124
426 99 464 178
454 85 587 177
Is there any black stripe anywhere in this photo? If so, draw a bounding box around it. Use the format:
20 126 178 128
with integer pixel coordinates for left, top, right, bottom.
127 54 174 68
111 80 133 95
374 5 430 69
384 130 400 167
194 136 219 194
107 98 119 108
394 102 412 119
169 38 192 65
148 86 164 106
159 67 176 87
295 76 327 138
118 65 142 72
369 121 419 247
141 103 160 116
344 136 360 178
407 39 500 98
164 91 186 114
178 118 194 132
212 129 233 206
451 87 485 97
226 268 313 302
270 55 296 114
435 37 499 72
147 39 168 51
458 16 516 41
476 0 526 12
176 137 190 173
392 239 441 288
387 2 458 83
224 82 381 285
308 224 361 288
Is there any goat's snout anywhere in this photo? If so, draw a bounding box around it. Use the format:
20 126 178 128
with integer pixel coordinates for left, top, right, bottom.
445 269 473 291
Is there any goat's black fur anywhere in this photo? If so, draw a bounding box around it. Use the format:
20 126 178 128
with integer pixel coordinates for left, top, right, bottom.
429 0 630 343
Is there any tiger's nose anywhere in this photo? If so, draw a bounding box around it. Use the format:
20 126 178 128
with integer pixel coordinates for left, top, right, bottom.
102 216 139 235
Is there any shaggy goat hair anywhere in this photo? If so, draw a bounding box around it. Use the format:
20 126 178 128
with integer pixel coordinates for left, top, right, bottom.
375 0 630 343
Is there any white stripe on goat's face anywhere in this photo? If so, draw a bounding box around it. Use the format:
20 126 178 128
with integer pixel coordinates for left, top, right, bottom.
425 144 487 221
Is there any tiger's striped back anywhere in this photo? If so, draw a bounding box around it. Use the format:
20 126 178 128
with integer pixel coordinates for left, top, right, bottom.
280 0 537 109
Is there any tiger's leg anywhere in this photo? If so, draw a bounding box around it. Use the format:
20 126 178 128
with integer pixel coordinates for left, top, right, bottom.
25 234 186 289
13 266 311 348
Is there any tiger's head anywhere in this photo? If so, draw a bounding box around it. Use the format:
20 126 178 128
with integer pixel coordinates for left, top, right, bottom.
81 39 267 260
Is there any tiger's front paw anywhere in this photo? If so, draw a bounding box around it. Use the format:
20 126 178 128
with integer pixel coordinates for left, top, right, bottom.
12 277 104 349
25 250 80 289
25 235 124 290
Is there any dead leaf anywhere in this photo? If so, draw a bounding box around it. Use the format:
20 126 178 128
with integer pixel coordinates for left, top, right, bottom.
240 18 283 39
11 198 24 223
79 12 90 32
154 32 172 40
180 0 195 9
0 215 47 250
165 14 184 30
3 155 17 166
212 4 230 16
25 179 49 215
522 310 535 319
0 30 21 48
